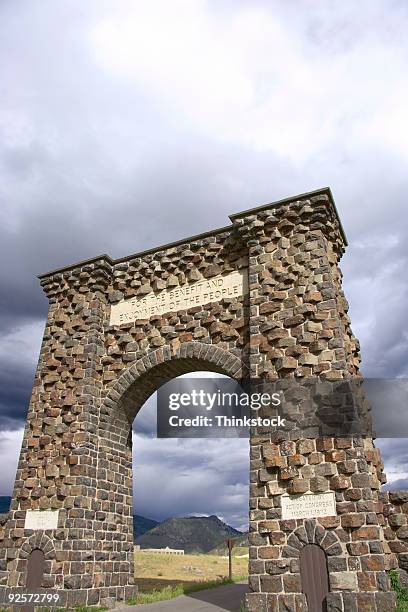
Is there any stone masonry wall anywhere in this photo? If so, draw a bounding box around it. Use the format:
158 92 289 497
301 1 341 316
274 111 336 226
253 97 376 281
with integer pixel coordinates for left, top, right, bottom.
232 194 396 610
0 188 397 610
0 514 8 572
380 491 408 576
0 225 250 607
102 227 249 409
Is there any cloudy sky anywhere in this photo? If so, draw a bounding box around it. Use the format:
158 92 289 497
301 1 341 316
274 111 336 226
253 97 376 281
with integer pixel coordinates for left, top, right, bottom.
1 0 407 530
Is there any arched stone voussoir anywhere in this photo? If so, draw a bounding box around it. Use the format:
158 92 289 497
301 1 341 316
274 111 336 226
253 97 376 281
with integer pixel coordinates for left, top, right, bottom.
289 520 342 557
19 533 55 561
102 341 247 417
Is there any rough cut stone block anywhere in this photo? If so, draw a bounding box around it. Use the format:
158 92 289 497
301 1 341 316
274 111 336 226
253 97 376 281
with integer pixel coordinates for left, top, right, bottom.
330 571 358 591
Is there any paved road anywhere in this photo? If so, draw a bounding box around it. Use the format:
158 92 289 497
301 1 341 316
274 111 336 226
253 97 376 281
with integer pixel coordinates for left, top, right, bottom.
114 581 248 611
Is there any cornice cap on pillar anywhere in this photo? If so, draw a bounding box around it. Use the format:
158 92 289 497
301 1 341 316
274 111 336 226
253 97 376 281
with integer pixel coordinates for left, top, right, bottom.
37 186 346 281
229 186 347 246
38 254 114 281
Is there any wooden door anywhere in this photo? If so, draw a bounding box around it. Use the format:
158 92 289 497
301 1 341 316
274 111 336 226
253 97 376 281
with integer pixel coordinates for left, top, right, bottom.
300 544 329 612
22 550 46 612
26 549 45 588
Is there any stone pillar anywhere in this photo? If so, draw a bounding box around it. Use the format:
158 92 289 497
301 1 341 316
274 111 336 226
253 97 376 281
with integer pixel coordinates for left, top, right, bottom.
232 192 396 611
0 258 136 607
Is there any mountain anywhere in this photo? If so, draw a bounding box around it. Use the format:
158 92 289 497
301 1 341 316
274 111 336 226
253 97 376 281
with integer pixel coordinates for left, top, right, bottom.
135 515 243 553
0 499 241 556
0 496 11 514
133 514 160 539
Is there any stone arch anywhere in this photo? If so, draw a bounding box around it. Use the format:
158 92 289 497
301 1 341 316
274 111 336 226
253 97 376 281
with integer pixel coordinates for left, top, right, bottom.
19 533 56 561
102 341 248 424
18 533 56 588
93 342 249 600
285 521 341 612
288 519 343 557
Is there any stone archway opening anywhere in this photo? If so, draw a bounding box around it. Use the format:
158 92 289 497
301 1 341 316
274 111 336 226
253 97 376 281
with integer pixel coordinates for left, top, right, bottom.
133 371 249 548
131 368 250 588
97 346 249 595
111 351 247 425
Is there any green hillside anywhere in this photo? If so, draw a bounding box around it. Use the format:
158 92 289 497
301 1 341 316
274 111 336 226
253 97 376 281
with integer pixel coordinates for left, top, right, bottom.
134 514 160 539
135 515 243 554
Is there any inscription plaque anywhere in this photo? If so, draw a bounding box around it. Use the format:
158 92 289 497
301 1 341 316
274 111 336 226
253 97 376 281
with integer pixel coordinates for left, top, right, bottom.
281 491 336 520
24 510 59 530
110 269 248 326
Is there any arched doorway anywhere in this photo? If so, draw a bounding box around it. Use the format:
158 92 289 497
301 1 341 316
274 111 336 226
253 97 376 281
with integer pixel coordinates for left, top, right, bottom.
131 370 249 591
22 549 45 612
26 548 45 588
97 344 249 589
300 544 329 612
133 372 249 553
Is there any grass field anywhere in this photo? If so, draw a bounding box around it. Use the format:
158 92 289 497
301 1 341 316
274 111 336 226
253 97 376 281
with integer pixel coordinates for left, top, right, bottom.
230 546 249 557
134 549 248 594
0 552 248 611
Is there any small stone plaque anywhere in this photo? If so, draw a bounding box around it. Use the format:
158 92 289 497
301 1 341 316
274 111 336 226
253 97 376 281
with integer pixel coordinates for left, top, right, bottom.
281 491 336 520
24 510 59 530
110 269 248 326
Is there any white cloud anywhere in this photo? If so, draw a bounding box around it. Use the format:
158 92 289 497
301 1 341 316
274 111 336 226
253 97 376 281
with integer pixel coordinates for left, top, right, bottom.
88 1 408 160
132 374 250 529
377 438 408 486
0 429 24 495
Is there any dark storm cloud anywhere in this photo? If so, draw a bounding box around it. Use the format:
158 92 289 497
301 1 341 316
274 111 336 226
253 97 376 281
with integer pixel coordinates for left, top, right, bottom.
132 433 249 528
1 0 408 521
0 320 44 429
0 365 32 430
